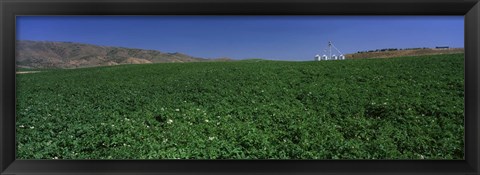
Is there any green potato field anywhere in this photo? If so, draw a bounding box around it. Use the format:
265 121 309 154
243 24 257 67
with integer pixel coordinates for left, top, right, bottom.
16 53 464 159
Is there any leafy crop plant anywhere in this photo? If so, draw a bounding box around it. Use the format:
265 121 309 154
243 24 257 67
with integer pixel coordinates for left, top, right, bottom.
16 53 464 159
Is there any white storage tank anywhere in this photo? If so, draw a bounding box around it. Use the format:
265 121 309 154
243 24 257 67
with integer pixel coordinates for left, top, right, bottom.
315 41 345 61
322 55 328 60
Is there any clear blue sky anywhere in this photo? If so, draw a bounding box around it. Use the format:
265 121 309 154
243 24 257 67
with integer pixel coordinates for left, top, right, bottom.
16 16 464 61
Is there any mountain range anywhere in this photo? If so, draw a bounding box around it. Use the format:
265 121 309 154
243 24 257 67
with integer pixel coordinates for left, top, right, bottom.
16 40 232 69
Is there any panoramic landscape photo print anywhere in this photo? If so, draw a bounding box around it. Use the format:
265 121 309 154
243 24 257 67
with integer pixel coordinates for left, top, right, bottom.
15 16 464 160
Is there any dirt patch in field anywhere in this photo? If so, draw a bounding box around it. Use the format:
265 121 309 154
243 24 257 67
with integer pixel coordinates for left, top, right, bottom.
16 71 41 74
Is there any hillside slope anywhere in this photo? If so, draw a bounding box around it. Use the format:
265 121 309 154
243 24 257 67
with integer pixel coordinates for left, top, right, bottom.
16 40 231 69
345 48 464 59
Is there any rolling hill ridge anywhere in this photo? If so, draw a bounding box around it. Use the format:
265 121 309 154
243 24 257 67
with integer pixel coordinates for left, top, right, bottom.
345 48 464 59
16 40 232 69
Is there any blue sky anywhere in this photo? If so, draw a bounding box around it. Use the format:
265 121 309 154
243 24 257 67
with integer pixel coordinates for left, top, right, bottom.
16 16 464 61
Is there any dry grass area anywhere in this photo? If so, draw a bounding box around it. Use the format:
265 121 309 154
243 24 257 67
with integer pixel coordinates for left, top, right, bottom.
345 48 464 59
124 57 153 64
16 71 41 74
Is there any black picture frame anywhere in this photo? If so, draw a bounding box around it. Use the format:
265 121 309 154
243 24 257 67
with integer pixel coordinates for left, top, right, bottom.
1 0 479 174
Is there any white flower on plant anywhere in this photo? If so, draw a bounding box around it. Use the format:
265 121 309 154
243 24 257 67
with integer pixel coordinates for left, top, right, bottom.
208 136 216 141
175 109 180 112
19 125 25 128
29 126 34 129
205 119 209 123
167 119 173 124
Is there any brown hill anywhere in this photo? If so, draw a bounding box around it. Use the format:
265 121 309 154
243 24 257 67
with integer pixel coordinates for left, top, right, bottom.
345 48 464 59
16 40 232 69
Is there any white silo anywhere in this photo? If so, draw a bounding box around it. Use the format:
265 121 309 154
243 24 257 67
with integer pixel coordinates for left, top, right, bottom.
315 41 345 61
314 54 321 61
332 55 337 60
